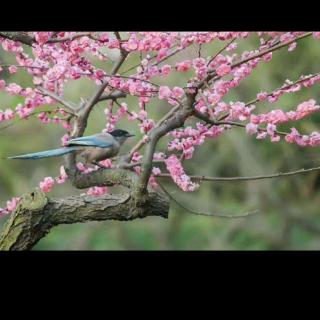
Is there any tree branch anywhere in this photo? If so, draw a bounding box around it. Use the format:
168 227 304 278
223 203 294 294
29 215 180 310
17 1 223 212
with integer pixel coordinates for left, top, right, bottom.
0 188 169 251
157 166 320 182
36 86 78 115
193 109 289 136
136 93 196 197
0 32 34 46
198 32 313 90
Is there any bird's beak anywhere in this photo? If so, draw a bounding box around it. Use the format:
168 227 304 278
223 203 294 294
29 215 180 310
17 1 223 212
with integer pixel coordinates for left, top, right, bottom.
126 133 135 138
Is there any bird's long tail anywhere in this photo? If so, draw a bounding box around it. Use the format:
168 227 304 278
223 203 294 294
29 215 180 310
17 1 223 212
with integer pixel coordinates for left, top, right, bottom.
7 146 79 160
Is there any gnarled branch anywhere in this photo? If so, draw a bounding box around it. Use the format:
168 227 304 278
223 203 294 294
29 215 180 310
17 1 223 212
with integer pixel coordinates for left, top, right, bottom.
0 188 169 251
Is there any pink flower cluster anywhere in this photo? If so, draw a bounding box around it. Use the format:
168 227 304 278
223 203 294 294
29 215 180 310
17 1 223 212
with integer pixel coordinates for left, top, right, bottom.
255 75 320 104
250 99 320 125
169 123 224 159
2 31 320 218
0 109 14 122
158 86 184 105
38 166 69 193
285 128 320 147
165 155 199 192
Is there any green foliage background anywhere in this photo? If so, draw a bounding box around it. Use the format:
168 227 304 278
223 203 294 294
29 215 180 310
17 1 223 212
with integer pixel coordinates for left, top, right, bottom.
1 34 320 250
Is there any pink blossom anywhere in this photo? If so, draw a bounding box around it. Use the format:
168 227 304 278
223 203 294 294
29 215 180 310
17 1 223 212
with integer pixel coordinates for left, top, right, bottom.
229 102 255 121
34 32 52 45
39 177 55 193
6 197 20 212
117 103 128 117
158 86 172 100
132 152 143 162
313 32 320 39
216 63 231 76
4 109 14 120
263 52 272 62
6 83 22 95
152 167 161 175
99 159 113 168
157 48 168 61
9 65 18 74
208 93 221 105
266 123 277 136
62 122 72 131
139 119 155 133
175 60 192 72
172 86 184 99
153 152 165 160
87 186 109 196
246 123 258 135
288 42 297 52
257 92 268 101
226 43 237 51
148 175 159 189
0 79 6 90
256 131 268 140
55 166 68 184
161 64 172 75
0 208 8 217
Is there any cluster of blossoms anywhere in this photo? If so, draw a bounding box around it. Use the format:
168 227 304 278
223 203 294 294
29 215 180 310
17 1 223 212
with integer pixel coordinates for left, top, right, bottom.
1 31 320 216
165 155 199 192
245 99 320 142
285 128 320 147
39 165 68 193
168 123 224 159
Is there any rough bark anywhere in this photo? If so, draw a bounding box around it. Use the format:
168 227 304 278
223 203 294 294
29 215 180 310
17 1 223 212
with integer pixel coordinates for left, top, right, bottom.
0 188 169 251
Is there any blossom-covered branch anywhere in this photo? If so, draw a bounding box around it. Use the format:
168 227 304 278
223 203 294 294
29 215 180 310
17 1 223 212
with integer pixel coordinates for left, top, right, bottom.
1 32 320 245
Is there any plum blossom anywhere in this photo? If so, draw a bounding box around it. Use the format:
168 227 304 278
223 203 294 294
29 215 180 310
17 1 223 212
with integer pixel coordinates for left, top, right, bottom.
0 79 5 90
175 60 192 72
6 197 20 212
9 65 18 74
246 123 258 135
165 155 199 192
39 177 55 193
55 166 68 184
158 86 172 100
87 186 109 196
2 31 320 218
216 63 231 76
257 92 268 101
160 64 172 75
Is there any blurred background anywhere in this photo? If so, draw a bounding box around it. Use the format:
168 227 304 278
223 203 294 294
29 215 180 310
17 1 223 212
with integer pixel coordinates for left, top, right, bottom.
1 33 320 250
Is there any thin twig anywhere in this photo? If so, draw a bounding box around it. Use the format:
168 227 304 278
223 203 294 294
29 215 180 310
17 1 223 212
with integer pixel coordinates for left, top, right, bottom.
36 86 77 115
157 166 320 182
157 180 259 218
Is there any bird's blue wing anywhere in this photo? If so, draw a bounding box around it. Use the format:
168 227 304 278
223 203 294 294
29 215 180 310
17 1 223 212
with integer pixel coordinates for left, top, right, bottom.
67 135 112 148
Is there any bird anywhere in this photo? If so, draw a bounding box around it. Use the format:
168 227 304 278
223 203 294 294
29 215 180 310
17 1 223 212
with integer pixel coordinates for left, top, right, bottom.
7 129 135 167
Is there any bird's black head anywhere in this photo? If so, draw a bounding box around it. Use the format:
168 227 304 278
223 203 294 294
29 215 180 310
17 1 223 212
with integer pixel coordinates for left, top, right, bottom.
109 129 134 138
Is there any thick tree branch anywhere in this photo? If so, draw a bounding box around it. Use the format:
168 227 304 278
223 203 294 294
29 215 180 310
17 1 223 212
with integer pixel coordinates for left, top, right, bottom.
0 32 34 46
0 188 169 251
0 32 93 46
98 91 127 102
